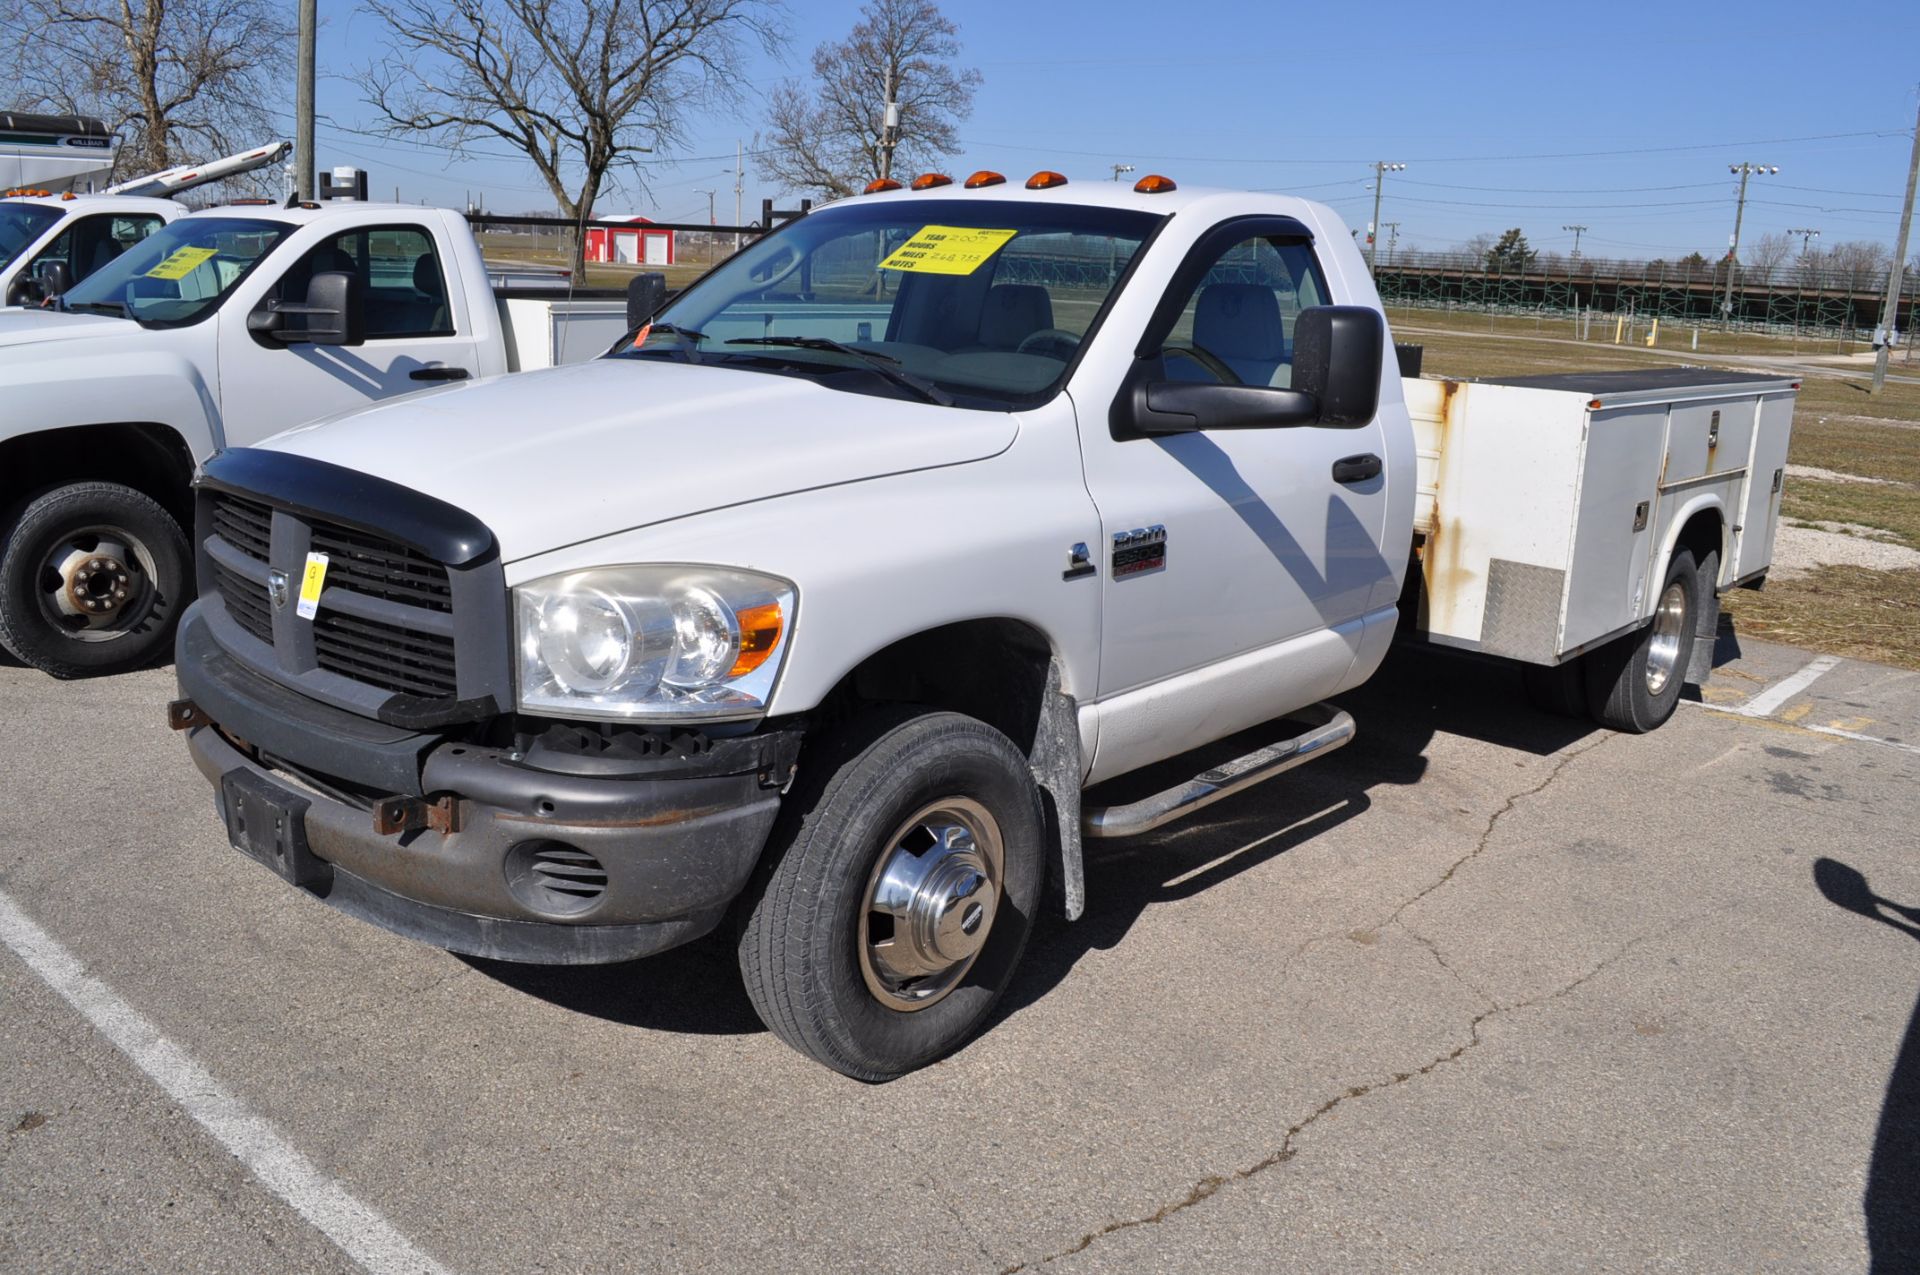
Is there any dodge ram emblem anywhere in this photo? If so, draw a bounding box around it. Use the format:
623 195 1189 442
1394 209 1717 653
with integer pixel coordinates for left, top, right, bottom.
267 569 290 610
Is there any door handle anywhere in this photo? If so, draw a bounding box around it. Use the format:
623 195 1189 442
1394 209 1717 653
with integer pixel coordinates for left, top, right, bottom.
410 366 470 382
1332 453 1382 484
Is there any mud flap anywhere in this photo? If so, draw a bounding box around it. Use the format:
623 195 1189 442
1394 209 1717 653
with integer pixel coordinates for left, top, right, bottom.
1028 659 1085 921
1685 550 1722 686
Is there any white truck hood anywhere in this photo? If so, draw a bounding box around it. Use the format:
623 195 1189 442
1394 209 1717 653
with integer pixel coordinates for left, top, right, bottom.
0 309 131 347
263 358 1020 562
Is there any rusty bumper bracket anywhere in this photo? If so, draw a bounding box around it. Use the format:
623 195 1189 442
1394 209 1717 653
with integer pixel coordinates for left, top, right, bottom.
166 698 211 731
374 794 464 837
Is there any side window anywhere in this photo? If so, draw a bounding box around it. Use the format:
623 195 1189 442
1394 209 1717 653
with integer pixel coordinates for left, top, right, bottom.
275 226 454 338
29 213 164 284
1157 236 1326 388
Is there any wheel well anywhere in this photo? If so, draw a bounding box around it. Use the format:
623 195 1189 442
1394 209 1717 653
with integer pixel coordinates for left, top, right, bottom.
0 424 196 528
1673 508 1725 582
817 619 1056 757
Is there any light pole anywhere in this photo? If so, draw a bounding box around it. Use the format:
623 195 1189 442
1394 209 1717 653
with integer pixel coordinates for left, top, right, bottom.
1111 163 1135 183
693 189 716 224
1381 222 1400 266
1367 162 1405 272
1562 224 1588 257
1721 162 1778 325
1786 226 1821 255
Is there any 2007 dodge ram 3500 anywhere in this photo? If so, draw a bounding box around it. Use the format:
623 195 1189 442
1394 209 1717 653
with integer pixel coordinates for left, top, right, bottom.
169 173 1795 1080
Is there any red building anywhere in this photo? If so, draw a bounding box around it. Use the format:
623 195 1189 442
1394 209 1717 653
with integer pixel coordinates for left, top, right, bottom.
583 216 675 267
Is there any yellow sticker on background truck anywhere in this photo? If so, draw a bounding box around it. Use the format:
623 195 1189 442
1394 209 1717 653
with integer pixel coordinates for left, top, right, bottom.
878 226 1017 275
144 246 218 280
295 552 329 620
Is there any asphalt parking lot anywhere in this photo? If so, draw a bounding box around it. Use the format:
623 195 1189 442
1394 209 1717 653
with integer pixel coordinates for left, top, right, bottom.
2 628 1917 1274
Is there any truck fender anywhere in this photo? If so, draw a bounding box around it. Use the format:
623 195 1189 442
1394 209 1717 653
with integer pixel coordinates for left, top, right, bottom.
1 349 222 460
1654 490 1727 685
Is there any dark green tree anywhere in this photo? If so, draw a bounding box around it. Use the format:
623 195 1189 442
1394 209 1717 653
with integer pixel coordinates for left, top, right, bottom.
1484 228 1538 273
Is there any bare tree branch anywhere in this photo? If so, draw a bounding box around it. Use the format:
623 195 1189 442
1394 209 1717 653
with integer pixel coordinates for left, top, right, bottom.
757 0 980 200
6 0 291 174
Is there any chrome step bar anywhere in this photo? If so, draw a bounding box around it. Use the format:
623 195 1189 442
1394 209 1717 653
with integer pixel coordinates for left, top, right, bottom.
1081 704 1355 839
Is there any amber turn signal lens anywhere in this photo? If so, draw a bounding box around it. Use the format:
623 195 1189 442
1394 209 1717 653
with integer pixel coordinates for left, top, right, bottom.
1025 170 1069 190
910 172 953 190
728 602 785 678
1133 174 1177 194
864 178 903 194
964 170 1006 189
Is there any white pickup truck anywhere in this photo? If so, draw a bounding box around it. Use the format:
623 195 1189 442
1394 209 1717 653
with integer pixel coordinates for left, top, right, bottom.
168 173 1795 1079
0 199 633 676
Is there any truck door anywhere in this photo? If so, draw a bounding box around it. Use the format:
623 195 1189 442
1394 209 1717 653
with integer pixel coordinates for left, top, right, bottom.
216 223 483 445
1077 221 1392 744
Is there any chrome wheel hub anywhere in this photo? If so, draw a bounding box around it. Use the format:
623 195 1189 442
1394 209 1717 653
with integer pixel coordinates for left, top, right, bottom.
1644 580 1688 697
41 532 152 640
859 798 1005 1012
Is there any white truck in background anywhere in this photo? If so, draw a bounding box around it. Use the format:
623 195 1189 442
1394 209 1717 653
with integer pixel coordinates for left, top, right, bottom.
165 173 1797 1080
1 141 293 306
0 199 638 677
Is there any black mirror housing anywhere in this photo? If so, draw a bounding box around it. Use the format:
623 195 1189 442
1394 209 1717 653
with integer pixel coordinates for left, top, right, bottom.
1291 305 1384 427
625 272 667 329
33 259 74 300
268 270 365 346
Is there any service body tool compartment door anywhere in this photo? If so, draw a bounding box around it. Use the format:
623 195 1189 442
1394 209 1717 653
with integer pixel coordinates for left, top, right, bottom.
1736 390 1795 581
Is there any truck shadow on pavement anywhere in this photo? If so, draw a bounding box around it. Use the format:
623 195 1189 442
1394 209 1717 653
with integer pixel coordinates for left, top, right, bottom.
1812 857 1920 1274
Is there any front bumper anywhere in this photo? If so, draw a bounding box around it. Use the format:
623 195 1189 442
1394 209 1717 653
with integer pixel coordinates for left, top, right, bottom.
176 606 795 964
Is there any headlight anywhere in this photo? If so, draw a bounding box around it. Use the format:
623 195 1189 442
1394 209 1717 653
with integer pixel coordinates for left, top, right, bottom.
515 566 794 720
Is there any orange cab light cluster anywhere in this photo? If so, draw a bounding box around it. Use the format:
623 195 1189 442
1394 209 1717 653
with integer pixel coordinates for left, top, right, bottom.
964 170 1005 189
728 602 785 678
1133 174 1178 194
864 177 903 194
1025 170 1069 190
4 188 54 198
910 172 952 190
227 197 274 206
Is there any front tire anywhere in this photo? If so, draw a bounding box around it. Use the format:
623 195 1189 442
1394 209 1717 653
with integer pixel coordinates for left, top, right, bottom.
0 482 190 678
737 709 1045 1081
1584 548 1699 733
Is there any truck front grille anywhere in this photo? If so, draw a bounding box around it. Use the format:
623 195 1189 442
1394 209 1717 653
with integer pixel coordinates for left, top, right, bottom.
206 490 463 705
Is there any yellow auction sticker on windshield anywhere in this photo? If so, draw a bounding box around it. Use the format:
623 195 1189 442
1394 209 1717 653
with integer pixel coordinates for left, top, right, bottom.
878 226 1017 275
144 246 218 280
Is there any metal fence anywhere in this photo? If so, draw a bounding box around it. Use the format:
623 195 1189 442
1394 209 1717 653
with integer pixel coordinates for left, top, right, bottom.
1371 248 1918 336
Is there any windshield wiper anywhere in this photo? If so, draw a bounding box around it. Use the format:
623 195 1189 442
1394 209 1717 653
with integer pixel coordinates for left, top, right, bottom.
624 321 707 362
724 336 953 406
66 300 127 318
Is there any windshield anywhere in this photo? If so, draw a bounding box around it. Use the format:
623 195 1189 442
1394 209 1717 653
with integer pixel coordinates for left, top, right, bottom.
0 203 62 271
617 198 1165 410
60 216 293 326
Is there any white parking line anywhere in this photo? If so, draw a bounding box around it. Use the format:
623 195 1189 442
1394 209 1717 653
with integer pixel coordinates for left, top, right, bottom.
0 889 451 1275
1730 654 1842 719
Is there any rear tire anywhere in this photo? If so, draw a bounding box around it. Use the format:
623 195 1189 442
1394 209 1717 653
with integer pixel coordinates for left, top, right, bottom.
0 482 189 678
737 709 1044 1081
1584 549 1698 733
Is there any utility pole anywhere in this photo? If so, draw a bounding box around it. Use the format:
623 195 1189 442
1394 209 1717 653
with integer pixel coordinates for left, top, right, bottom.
295 0 316 200
1871 97 1920 395
1367 161 1405 273
694 189 715 224
1111 163 1135 183
1562 223 1588 257
733 141 743 252
1787 227 1821 255
1382 222 1400 265
1721 161 1778 326
878 69 900 183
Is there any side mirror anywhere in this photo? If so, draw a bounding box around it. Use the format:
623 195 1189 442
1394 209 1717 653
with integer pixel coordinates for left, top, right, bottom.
257 270 365 346
33 259 74 301
625 272 667 329
1291 305 1384 427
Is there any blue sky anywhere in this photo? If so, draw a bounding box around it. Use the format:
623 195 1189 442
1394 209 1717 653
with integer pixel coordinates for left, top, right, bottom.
307 0 1920 258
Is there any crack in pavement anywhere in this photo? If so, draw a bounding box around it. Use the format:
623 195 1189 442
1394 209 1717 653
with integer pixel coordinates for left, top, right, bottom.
999 914 1703 1274
998 738 1633 1274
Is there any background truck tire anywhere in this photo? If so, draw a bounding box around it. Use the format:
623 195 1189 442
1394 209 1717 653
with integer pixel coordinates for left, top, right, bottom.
1584 548 1699 734
737 709 1045 1082
0 482 190 678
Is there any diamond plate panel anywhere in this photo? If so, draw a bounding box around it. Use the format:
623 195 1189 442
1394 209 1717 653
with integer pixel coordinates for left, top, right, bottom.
1480 559 1566 663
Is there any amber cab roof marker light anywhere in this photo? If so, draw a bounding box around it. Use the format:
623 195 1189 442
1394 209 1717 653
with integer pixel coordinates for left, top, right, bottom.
910 172 953 190
1025 170 1069 190
1133 174 1178 194
863 177 903 194
964 170 1005 189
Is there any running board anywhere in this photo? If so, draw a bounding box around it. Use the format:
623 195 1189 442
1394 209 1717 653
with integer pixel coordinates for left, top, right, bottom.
1081 704 1355 839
